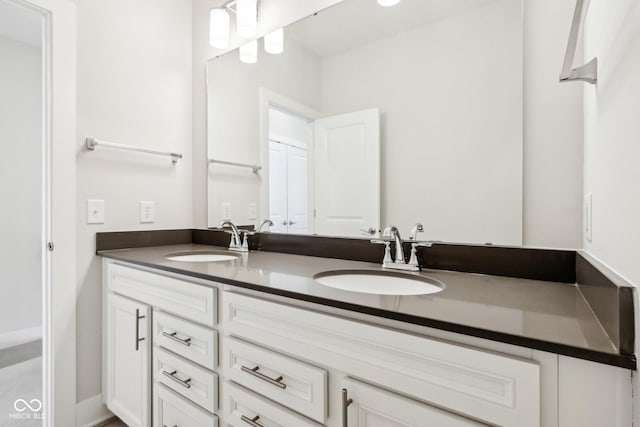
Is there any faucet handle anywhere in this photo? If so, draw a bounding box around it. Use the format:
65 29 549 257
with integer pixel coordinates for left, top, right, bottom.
371 240 393 265
409 223 424 240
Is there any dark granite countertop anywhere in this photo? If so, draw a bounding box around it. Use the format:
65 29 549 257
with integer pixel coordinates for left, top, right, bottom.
99 243 635 369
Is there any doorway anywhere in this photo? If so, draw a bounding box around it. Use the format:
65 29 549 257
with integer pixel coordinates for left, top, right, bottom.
268 107 312 234
0 1 46 425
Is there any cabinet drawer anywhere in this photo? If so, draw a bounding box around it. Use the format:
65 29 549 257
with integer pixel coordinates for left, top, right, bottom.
154 384 218 427
224 337 327 423
154 348 218 413
224 381 321 427
154 311 218 370
107 263 217 327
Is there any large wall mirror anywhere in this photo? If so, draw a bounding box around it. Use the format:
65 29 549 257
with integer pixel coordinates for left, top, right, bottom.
207 0 523 245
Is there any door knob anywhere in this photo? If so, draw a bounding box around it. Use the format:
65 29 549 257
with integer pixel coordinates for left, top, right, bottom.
282 221 288 226
360 227 376 235
288 220 296 225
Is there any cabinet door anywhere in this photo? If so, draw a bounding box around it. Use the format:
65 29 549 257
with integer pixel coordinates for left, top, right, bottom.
342 379 487 427
105 293 151 427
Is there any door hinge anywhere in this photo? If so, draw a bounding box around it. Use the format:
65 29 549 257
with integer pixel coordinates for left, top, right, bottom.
47 242 54 252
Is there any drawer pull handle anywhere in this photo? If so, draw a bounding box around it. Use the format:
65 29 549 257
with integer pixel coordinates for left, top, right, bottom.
135 309 145 351
161 369 192 389
162 330 192 347
241 365 287 389
241 415 265 427
342 388 353 427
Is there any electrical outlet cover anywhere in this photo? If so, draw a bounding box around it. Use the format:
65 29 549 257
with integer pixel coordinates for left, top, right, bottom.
140 201 155 223
585 193 592 242
248 203 258 220
222 202 232 221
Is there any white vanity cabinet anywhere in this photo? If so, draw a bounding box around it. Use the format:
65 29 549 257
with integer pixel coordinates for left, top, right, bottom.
102 260 633 427
104 293 151 427
102 261 221 427
222 291 540 427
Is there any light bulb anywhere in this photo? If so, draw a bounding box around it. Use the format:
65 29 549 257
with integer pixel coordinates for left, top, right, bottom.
264 28 284 54
377 0 401 6
239 40 258 63
209 8 230 49
236 0 257 38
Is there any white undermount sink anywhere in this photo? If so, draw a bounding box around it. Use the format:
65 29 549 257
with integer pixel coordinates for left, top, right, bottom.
165 251 239 262
313 270 445 296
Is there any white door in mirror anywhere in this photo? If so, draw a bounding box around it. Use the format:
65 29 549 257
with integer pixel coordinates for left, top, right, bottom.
314 108 380 237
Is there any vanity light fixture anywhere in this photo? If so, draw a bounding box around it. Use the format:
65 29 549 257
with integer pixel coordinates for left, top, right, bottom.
377 0 401 6
209 8 230 49
239 40 258 63
264 28 284 54
236 0 258 38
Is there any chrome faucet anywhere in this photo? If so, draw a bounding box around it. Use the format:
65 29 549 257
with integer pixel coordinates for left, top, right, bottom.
371 224 432 271
257 219 274 233
218 220 247 252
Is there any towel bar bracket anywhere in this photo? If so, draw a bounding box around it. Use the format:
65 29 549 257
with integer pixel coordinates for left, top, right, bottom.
560 0 598 84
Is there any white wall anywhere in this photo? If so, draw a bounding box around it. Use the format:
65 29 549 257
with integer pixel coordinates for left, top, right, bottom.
0 36 42 348
523 0 584 249
583 0 640 286
320 0 523 245
75 0 193 402
194 0 584 248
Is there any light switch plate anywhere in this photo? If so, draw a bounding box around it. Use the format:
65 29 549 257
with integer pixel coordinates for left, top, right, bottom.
140 201 155 223
87 199 105 224
585 193 592 242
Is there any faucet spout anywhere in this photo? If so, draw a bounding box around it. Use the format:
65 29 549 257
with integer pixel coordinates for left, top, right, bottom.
258 219 274 233
383 226 405 263
219 220 241 247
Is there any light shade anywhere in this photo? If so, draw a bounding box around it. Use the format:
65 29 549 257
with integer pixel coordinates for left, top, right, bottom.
377 0 401 6
239 40 258 63
236 0 257 38
264 28 284 54
209 8 230 49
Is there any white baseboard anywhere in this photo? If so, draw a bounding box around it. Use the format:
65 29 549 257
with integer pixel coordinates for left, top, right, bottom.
76 394 113 427
0 326 42 350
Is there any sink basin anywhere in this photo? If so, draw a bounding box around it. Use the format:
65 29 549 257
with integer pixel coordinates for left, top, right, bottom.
313 270 444 296
165 251 239 262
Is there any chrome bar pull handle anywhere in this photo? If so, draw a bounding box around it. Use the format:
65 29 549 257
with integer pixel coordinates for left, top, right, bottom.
241 414 265 427
162 330 192 347
342 388 353 427
161 369 192 389
241 365 287 389
135 309 145 351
